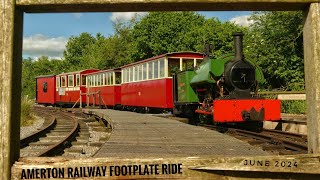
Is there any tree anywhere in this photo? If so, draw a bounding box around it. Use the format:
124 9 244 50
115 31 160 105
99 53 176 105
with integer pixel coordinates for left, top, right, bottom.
130 12 206 60
130 12 246 61
245 11 304 90
63 32 96 70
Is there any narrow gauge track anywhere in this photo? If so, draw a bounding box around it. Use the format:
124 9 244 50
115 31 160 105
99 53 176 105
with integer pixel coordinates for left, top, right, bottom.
201 125 308 155
20 107 79 157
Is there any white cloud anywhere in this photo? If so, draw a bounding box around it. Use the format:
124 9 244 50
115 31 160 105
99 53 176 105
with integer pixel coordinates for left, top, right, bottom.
72 13 83 19
110 12 148 22
229 15 255 27
23 34 68 59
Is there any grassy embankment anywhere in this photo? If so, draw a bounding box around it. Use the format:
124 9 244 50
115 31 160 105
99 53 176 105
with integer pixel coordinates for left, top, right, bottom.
21 96 36 126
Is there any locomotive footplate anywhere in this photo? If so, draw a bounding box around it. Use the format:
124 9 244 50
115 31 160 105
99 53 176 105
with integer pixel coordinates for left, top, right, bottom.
213 99 280 123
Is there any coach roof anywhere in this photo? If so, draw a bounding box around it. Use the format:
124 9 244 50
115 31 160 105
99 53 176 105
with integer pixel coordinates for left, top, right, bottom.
120 52 204 68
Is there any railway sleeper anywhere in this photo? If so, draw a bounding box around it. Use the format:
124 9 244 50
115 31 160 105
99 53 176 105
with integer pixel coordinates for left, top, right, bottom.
29 142 57 146
261 144 285 151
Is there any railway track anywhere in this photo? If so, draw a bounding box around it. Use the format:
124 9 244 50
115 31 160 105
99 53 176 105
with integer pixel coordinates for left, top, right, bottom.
20 107 112 157
20 108 80 157
201 124 308 155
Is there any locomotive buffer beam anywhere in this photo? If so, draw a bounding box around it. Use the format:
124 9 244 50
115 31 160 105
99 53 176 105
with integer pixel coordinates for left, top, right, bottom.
242 108 265 121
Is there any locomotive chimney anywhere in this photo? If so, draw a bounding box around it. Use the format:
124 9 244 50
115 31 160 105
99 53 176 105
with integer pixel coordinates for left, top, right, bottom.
233 32 244 61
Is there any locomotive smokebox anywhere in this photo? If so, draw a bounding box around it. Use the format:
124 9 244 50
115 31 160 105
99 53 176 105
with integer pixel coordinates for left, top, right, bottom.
233 32 244 61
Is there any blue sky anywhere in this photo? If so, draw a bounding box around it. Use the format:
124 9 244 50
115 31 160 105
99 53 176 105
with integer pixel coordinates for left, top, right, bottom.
23 11 253 59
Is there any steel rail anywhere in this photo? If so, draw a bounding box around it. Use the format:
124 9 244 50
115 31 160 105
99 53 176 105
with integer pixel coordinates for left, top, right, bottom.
37 112 80 157
200 124 307 153
231 128 308 152
20 118 57 148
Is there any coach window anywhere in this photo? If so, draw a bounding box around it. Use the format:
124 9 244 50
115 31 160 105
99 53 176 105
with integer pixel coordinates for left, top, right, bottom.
154 61 159 79
125 69 128 83
135 66 139 81
129 67 132 82
102 73 105 86
56 77 60 88
143 63 147 80
100 74 103 86
68 75 74 87
139 64 143 81
96 74 100 86
159 59 165 78
182 59 194 71
86 76 89 87
148 62 152 80
110 72 114 85
196 59 203 67
95 75 98 86
61 76 66 87
115 72 121 84
82 75 86 86
76 74 80 86
168 58 180 76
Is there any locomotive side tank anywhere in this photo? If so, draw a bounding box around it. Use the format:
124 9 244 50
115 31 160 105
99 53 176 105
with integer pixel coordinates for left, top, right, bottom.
175 32 281 130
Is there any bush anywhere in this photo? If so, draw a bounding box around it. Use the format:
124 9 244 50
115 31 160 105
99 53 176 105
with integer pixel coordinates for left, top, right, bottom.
281 100 306 114
21 96 35 126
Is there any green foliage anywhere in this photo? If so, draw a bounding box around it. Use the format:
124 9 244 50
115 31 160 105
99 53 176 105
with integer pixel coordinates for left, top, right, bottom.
63 32 96 71
21 96 35 126
22 56 68 98
245 11 304 90
130 12 245 61
281 100 306 114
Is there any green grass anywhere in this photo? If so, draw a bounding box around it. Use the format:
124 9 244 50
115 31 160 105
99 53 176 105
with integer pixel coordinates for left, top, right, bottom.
21 96 36 126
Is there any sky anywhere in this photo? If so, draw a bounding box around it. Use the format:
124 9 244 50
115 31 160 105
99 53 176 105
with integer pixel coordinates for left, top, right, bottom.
23 11 254 59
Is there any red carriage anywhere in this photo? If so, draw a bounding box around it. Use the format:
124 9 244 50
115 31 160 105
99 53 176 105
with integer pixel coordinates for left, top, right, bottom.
36 74 56 106
55 69 98 106
85 68 121 107
120 52 204 112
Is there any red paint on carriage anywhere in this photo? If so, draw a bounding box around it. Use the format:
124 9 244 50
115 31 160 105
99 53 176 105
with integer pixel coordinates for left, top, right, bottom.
213 99 281 122
87 85 121 106
36 75 56 105
121 78 173 108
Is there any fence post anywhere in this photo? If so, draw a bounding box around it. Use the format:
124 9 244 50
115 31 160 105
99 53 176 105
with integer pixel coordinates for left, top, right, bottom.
303 3 320 154
0 1 23 179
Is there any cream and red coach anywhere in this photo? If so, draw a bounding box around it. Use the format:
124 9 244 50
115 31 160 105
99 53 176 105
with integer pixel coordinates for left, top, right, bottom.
120 52 204 112
85 68 121 107
55 69 98 106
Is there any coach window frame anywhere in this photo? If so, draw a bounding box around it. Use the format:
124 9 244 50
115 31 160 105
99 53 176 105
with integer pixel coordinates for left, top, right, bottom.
81 74 86 86
113 72 116 84
56 76 60 88
76 74 80 87
143 63 147 80
68 74 74 87
110 72 114 85
61 75 66 87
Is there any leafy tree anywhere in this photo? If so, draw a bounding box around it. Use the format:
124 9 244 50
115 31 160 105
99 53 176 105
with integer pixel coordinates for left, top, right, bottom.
63 32 96 70
130 12 206 60
21 56 68 98
245 11 304 90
